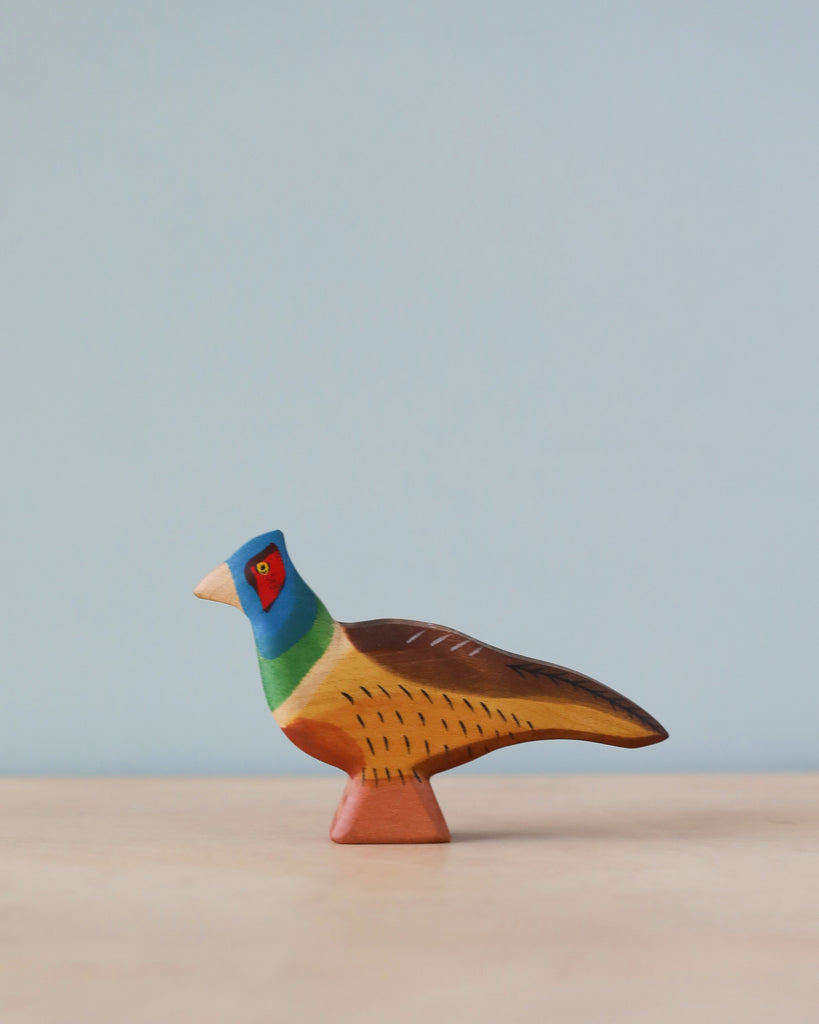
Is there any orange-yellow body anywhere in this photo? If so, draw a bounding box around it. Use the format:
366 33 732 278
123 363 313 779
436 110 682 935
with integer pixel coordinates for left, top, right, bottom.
275 620 665 787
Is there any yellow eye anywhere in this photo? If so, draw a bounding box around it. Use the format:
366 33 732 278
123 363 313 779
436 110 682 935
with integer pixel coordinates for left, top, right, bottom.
256 561 270 575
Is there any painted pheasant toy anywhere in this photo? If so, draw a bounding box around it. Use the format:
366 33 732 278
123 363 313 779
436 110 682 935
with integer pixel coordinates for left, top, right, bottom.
195 531 668 844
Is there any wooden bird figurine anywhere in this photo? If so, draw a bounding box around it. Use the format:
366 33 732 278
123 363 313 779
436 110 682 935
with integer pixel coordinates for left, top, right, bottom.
195 530 668 844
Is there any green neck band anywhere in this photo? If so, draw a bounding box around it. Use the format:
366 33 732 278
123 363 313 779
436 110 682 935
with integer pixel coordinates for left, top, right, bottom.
257 602 334 711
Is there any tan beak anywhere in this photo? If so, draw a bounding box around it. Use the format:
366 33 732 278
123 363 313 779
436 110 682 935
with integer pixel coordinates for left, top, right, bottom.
193 562 242 610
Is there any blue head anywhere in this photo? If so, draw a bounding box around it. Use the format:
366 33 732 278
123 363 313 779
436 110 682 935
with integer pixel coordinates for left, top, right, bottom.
195 530 327 660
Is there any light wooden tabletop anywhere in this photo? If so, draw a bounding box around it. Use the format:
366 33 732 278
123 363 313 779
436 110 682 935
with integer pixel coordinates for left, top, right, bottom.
2 774 817 1024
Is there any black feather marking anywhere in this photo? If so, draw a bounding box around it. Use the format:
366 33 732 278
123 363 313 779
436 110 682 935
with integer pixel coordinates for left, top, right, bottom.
385 767 391 782
480 702 491 717
512 713 521 727
418 711 426 726
495 729 501 738
373 768 378 785
341 692 355 704
444 744 449 752
496 708 506 721
463 698 474 711
366 737 375 756
443 693 453 709
527 720 535 731
505 661 661 731
404 735 411 753
420 689 433 702
377 711 384 722
360 686 373 698
476 723 484 736
395 710 404 724
441 718 449 731
459 720 468 735
467 745 474 757
413 768 422 782
356 714 366 728
424 739 430 755
398 683 414 700
378 684 392 699
382 736 389 751
361 768 366 783
398 768 405 785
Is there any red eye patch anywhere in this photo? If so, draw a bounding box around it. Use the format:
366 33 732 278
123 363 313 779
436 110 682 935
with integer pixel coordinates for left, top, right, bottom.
244 544 286 612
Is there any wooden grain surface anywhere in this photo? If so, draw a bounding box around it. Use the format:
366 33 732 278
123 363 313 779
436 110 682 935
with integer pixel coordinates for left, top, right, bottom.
2 774 817 1024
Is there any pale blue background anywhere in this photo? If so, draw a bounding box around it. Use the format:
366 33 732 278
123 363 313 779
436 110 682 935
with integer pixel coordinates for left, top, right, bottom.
2 3 817 775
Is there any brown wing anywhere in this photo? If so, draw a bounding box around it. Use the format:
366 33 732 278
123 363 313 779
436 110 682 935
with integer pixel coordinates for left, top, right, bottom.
343 618 667 742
